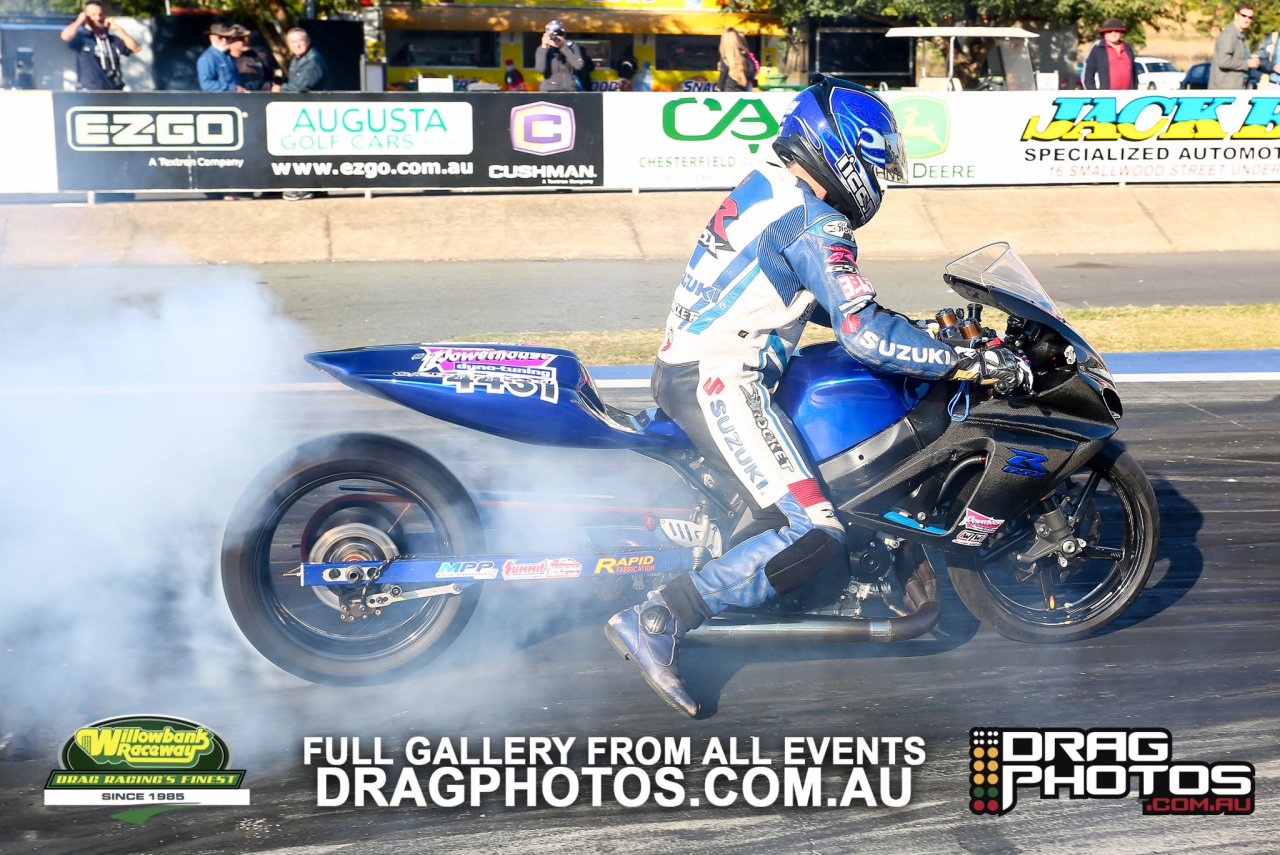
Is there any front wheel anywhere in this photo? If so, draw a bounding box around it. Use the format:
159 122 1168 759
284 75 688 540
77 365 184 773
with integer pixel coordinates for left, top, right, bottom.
221 434 483 684
948 443 1158 643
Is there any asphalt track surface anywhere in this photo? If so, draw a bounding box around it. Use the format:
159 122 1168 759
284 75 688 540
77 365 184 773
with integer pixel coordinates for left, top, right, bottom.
0 377 1277 853
0 255 1277 852
7 251 1280 349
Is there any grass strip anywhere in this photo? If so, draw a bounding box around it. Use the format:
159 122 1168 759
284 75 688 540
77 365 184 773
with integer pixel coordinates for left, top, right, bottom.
461 304 1280 366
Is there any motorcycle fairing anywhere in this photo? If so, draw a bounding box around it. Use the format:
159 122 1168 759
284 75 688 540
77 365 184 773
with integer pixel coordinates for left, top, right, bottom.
819 373 1118 555
306 344 692 450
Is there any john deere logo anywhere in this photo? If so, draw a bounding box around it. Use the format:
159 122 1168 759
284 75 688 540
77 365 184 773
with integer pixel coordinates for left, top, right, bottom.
892 97 950 159
45 715 249 824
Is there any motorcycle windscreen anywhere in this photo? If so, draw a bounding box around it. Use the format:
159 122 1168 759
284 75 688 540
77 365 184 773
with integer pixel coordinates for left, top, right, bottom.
775 343 919 462
305 344 690 450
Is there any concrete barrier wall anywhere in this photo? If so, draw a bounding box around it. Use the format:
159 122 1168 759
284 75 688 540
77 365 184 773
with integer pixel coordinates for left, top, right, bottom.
1 183 1277 266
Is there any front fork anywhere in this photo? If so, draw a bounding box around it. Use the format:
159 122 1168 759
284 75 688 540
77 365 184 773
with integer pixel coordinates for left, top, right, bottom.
984 468 1119 610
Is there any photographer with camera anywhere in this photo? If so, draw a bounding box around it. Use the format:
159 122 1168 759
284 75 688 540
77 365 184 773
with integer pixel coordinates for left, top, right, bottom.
535 19 589 92
60 0 138 91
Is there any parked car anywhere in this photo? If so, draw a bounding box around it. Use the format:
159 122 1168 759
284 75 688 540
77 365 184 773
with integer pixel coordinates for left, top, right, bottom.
1180 61 1210 90
1134 56 1185 89
1074 56 1186 90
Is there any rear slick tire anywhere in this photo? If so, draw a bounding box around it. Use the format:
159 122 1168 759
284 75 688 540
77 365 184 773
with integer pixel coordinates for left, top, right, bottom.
948 443 1158 644
221 433 483 684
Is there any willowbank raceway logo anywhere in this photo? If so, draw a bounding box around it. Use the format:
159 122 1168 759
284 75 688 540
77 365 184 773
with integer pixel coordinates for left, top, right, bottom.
968 728 1254 817
44 715 249 825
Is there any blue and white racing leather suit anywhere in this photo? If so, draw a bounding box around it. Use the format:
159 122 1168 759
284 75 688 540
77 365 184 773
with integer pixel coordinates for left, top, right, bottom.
654 162 959 628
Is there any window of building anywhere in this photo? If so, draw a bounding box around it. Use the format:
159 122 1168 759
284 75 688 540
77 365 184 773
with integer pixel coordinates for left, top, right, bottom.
386 30 499 67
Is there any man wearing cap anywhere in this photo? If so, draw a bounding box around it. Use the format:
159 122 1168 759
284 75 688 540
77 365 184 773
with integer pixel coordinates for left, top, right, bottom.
1082 18 1136 90
1210 4 1260 89
198 22 245 92
227 24 278 92
535 19 589 91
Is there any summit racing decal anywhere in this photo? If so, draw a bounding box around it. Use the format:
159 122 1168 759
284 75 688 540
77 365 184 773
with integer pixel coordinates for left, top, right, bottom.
698 198 739 258
401 347 560 403
501 558 582 580
968 728 1254 817
67 107 243 152
44 715 249 817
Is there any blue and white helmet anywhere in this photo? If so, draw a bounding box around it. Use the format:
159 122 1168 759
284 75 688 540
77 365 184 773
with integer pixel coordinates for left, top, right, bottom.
772 75 908 229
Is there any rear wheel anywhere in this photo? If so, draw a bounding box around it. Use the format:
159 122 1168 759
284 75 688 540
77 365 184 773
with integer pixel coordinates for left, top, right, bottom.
221 434 483 683
948 443 1158 643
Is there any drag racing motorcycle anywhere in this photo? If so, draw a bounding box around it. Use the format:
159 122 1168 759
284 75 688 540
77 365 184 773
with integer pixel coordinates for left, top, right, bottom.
222 244 1159 684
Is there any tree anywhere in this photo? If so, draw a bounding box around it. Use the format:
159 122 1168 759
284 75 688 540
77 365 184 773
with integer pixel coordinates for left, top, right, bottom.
726 0 1178 83
0 0 355 66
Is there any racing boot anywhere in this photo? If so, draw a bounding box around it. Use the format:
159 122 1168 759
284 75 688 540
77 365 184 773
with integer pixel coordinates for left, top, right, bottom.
605 589 700 718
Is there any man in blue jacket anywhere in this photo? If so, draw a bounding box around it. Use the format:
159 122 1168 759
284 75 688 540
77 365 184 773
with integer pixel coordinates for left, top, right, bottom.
197 23 244 92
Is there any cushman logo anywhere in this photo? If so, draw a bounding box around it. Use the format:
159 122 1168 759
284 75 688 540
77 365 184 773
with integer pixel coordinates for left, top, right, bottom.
510 101 575 156
67 107 244 151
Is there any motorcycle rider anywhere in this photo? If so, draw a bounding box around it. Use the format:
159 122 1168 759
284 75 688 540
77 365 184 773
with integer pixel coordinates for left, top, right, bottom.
605 76 1031 716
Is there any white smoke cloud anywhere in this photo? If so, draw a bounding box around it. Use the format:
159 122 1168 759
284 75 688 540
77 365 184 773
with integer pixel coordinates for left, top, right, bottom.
0 264 316 749
0 263 688 766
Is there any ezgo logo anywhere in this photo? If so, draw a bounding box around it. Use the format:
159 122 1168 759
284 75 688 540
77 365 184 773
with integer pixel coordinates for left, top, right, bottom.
510 101 575 156
45 715 250 821
68 106 243 151
968 728 1254 817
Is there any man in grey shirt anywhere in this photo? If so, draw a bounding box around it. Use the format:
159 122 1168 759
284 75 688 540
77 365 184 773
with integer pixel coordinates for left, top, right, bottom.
1210 4 1260 88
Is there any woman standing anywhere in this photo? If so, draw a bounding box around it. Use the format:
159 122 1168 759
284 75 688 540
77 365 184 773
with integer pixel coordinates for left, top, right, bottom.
718 27 754 92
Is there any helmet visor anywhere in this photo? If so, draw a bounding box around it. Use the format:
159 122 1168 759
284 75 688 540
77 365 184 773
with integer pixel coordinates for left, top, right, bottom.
867 131 908 185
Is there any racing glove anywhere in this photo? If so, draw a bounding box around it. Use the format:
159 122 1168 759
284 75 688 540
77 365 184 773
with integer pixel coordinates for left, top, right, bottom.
952 346 1033 394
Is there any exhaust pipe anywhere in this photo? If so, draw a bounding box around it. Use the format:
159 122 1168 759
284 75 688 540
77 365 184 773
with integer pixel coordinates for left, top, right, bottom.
689 558 940 645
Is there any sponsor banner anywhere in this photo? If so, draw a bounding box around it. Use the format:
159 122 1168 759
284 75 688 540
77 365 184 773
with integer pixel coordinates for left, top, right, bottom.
603 91 1280 188
603 92 793 189
51 92 603 191
0 91 60 193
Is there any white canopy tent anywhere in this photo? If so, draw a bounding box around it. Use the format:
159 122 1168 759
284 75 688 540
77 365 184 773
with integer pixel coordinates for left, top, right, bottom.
885 26 1039 84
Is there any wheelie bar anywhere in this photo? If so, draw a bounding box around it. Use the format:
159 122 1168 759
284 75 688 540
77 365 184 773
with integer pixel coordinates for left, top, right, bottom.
299 547 694 587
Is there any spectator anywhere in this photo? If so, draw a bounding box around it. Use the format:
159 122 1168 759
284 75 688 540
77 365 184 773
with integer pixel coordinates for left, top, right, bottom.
228 24 278 92
280 27 330 93
1081 18 1136 90
535 19 588 92
717 27 754 92
60 1 139 91
198 23 244 92
612 47 639 91
280 27 330 201
1210 4 1260 89
1257 28 1280 90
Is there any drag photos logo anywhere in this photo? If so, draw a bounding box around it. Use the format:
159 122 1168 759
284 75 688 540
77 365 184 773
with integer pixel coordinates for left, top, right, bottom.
968 728 1254 816
44 715 249 823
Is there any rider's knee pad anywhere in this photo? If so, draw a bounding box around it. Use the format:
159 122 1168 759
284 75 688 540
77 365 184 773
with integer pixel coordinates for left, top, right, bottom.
763 528 843 594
